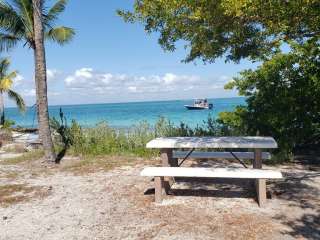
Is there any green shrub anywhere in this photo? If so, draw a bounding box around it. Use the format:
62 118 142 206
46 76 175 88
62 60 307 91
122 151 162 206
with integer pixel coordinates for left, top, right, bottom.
51 115 233 158
50 113 293 163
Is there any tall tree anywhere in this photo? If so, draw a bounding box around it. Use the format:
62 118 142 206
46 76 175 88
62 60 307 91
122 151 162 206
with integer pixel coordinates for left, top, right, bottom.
0 57 25 125
33 0 55 161
0 0 74 162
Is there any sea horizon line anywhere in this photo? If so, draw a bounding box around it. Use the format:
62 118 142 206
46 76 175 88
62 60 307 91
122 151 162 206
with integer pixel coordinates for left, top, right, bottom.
5 96 245 110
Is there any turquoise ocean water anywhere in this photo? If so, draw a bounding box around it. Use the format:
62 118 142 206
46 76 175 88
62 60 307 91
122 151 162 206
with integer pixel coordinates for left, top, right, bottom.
5 97 246 128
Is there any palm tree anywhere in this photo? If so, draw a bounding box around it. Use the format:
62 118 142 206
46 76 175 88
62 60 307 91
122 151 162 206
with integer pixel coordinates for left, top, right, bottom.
0 0 75 162
0 57 25 125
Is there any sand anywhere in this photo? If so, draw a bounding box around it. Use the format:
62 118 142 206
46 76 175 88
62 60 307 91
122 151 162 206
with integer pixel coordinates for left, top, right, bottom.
0 158 319 240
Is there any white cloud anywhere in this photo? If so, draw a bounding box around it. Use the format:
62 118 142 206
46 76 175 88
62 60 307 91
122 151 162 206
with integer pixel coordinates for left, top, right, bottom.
48 91 61 96
47 69 61 82
22 89 36 97
13 74 24 87
75 68 93 78
13 69 61 89
64 68 208 95
21 88 61 98
128 86 137 93
8 68 235 106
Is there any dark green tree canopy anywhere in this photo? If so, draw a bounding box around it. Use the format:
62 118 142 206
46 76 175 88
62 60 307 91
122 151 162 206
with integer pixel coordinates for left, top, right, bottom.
119 0 320 63
222 40 320 153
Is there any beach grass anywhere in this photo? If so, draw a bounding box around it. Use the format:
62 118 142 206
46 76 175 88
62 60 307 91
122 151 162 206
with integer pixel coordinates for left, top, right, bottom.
52 116 231 158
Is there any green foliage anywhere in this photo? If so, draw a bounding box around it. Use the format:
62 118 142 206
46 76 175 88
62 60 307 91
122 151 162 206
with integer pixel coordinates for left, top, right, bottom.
0 57 25 125
154 115 235 137
118 0 271 63
0 0 75 51
224 40 320 155
221 0 320 41
51 115 233 158
50 108 73 148
118 0 319 63
7 89 25 113
65 121 154 157
218 106 248 135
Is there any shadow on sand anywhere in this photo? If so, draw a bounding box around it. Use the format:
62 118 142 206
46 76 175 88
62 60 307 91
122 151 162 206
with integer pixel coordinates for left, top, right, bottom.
144 158 320 239
271 169 320 239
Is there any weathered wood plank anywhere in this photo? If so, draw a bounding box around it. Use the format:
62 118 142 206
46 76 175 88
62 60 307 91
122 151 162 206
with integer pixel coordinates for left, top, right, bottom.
256 179 267 207
253 149 263 168
160 148 172 167
160 149 174 192
154 176 164 203
141 167 283 179
147 137 278 149
253 149 267 206
173 151 271 160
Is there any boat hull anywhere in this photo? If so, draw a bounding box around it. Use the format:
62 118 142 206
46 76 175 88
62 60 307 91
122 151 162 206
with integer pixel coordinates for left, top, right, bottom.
184 105 208 110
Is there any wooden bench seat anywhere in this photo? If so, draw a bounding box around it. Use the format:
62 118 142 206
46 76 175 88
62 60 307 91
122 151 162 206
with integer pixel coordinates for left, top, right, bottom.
173 151 271 160
141 167 282 206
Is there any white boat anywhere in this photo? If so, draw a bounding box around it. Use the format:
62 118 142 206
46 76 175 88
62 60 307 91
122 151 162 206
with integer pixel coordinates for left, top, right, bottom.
184 99 213 110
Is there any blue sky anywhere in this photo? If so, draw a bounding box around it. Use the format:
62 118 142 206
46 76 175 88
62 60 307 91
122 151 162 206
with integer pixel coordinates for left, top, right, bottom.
5 0 257 107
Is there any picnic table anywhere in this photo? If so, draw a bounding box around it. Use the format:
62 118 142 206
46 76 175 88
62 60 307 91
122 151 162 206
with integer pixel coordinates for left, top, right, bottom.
144 136 280 206
147 136 277 169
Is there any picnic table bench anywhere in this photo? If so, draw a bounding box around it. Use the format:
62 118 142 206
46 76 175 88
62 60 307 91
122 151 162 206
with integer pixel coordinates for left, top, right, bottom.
142 136 283 207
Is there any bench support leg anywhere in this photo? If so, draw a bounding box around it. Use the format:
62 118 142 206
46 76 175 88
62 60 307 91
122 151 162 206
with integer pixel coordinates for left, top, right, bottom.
254 149 267 207
256 179 266 207
160 149 175 192
155 176 164 203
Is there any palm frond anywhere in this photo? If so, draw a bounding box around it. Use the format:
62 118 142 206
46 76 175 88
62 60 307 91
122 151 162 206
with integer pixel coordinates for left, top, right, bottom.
0 62 17 91
0 0 74 51
46 26 75 45
44 0 67 25
0 58 10 76
7 89 26 113
6 70 18 80
0 77 13 91
0 32 19 51
0 1 24 33
11 0 34 36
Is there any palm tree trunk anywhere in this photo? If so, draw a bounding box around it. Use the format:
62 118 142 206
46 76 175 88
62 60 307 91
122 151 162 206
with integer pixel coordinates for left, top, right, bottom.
32 0 56 162
0 92 5 125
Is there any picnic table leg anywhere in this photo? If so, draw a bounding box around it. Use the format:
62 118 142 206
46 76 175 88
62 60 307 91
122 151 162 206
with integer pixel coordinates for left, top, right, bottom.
254 149 267 207
160 148 174 193
160 148 177 166
154 176 164 203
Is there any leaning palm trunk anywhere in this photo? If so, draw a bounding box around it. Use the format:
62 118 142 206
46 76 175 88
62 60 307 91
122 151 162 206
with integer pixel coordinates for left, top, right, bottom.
33 0 56 162
0 91 4 125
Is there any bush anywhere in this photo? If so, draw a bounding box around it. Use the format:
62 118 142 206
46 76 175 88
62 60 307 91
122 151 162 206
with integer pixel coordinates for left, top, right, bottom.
51 114 232 158
223 41 320 158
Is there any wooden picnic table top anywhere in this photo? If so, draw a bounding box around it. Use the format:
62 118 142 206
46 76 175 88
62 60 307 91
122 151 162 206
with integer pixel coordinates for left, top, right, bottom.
146 136 278 149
